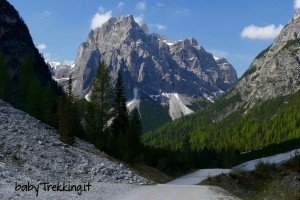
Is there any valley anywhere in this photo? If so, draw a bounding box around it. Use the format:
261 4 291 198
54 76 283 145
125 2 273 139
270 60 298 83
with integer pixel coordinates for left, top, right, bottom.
1 0 300 199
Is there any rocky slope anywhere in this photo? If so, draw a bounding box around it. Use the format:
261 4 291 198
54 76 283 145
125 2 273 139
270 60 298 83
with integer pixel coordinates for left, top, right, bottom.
223 10 300 114
49 15 237 122
68 15 237 99
0 99 151 195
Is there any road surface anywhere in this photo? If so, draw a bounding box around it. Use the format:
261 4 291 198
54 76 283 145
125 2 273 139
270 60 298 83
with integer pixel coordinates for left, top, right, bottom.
167 168 232 185
112 184 239 200
112 168 238 200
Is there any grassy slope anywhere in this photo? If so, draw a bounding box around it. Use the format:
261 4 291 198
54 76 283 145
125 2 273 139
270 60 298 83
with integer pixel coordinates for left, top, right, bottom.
201 155 300 200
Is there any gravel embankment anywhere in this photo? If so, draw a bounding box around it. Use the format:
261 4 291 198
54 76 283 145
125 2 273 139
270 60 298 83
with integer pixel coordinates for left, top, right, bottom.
0 100 152 199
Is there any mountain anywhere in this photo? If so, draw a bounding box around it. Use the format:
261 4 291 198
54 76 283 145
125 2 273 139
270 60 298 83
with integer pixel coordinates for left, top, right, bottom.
70 15 237 99
0 0 59 95
219 10 300 117
49 15 237 129
143 10 300 152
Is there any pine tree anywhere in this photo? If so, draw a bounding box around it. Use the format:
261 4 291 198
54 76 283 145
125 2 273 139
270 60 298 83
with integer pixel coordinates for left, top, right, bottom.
58 76 75 145
86 61 113 149
111 70 129 158
85 101 97 140
25 78 42 118
41 82 56 125
126 108 143 162
0 51 10 101
18 54 34 107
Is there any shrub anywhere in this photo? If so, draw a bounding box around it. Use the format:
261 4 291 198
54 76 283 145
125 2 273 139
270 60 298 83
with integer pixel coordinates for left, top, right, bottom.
255 161 277 174
283 153 300 172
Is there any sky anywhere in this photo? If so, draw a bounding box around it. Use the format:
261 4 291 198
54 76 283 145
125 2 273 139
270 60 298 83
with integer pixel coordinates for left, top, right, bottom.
7 0 299 77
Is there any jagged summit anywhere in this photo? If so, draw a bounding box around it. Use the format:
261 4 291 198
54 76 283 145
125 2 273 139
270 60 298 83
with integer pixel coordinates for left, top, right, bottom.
49 15 237 123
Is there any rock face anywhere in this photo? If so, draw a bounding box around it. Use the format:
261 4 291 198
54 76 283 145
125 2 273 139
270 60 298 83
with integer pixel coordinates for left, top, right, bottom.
0 0 59 91
224 10 300 112
0 100 152 185
52 15 237 100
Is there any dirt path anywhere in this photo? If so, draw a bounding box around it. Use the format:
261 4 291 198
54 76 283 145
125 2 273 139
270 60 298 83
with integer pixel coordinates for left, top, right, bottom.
112 184 239 200
113 169 239 200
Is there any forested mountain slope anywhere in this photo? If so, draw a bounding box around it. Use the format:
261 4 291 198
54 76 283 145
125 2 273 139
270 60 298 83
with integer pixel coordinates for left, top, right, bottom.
0 0 61 125
143 10 300 153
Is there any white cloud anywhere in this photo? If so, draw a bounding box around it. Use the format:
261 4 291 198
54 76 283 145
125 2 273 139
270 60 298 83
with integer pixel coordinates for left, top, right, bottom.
155 24 166 30
36 43 47 51
137 1 146 11
43 53 51 60
176 9 191 16
157 3 165 7
117 2 124 10
90 10 112 30
295 0 300 9
44 10 51 16
209 49 229 58
241 24 284 40
134 15 143 26
63 59 74 65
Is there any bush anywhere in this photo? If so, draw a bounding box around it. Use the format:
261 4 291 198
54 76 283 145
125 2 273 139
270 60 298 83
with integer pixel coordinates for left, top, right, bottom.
255 161 277 174
283 153 300 172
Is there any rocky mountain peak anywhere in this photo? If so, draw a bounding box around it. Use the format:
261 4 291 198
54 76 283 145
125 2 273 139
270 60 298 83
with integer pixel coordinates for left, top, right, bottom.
185 37 198 46
223 10 300 115
51 15 237 120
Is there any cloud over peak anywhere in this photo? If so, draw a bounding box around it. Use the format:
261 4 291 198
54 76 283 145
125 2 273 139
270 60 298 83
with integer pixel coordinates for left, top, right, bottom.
36 43 47 51
241 24 283 40
90 8 112 30
134 15 144 26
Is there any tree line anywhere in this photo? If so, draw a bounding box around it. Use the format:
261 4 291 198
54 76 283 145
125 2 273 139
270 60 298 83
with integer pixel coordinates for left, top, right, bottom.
0 51 234 172
58 61 142 163
143 88 300 155
0 51 57 125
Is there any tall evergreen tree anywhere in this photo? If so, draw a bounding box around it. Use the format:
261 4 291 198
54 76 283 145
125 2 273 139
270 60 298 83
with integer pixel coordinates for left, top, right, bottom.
58 76 75 145
0 51 11 101
85 61 113 148
41 82 56 125
85 101 97 140
126 108 143 162
111 70 129 157
25 78 42 118
18 54 34 107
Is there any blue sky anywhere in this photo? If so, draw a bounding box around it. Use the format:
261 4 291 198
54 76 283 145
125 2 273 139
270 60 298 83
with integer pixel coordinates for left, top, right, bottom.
7 0 298 77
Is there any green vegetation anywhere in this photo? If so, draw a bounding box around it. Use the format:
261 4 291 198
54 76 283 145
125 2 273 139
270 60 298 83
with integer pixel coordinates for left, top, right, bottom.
16 54 58 126
282 38 300 51
58 76 84 145
241 65 257 78
0 50 11 101
143 88 300 167
255 45 271 59
201 154 300 200
139 97 172 133
11 154 21 164
85 61 113 148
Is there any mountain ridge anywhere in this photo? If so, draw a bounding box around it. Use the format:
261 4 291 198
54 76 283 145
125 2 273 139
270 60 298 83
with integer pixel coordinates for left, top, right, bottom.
143 9 300 151
49 15 237 123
